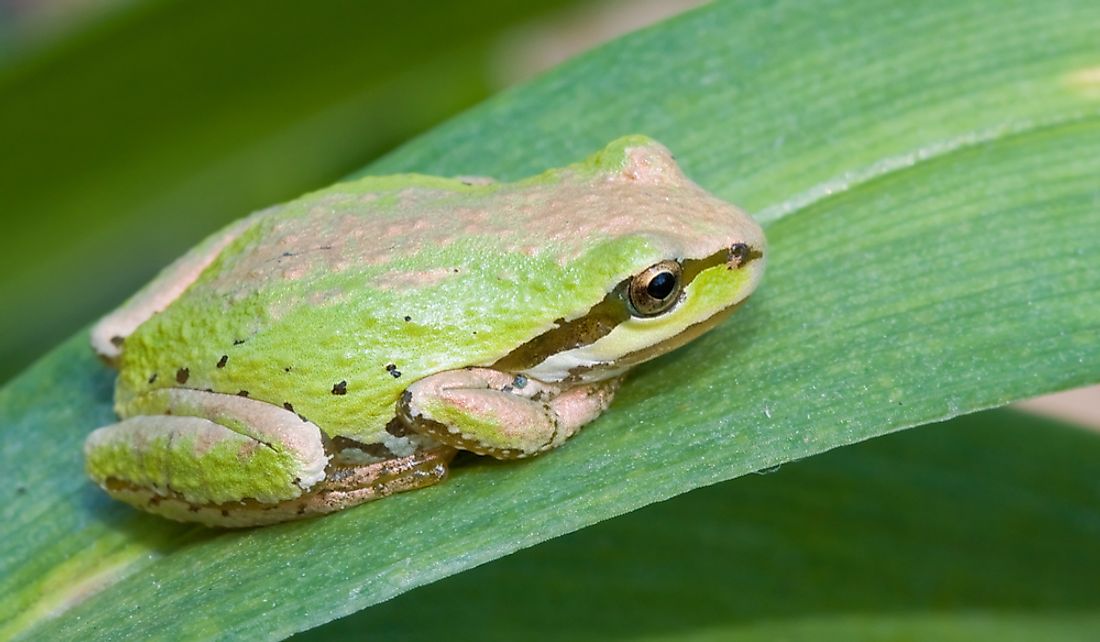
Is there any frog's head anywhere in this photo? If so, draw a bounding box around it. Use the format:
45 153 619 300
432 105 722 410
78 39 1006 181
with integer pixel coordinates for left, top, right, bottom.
496 135 766 383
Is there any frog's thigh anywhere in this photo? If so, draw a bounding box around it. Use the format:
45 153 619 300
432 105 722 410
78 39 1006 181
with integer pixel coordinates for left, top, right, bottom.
90 215 257 363
87 389 455 527
399 368 619 459
85 389 327 522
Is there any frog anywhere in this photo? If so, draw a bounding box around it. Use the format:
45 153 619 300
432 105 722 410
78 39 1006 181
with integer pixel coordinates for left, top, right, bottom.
84 135 766 527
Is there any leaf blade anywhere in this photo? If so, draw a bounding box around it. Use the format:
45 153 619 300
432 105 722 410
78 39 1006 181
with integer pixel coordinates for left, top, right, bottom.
301 409 1100 640
3 1 1100 639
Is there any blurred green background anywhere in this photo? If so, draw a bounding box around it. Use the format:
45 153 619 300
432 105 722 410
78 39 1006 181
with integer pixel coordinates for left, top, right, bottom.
0 0 698 383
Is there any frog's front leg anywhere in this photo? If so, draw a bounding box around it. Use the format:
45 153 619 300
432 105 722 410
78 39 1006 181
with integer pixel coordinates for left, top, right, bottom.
85 388 453 527
397 368 619 459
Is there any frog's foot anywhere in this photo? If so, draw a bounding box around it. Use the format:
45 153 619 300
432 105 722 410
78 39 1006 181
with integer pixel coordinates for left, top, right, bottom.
396 368 619 459
85 388 454 527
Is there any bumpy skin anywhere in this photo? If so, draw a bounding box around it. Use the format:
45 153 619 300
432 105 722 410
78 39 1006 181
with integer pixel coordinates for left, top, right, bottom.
85 136 766 526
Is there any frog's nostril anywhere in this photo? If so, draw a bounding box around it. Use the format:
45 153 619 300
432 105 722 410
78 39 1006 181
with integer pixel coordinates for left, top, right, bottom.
728 243 750 268
727 243 762 269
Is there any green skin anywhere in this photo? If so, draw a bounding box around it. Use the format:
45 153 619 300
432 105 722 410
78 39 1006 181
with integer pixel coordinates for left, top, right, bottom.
85 136 766 527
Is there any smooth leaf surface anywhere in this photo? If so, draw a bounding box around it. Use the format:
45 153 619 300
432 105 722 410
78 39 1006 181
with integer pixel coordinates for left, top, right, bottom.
302 409 1100 640
3 0 1100 639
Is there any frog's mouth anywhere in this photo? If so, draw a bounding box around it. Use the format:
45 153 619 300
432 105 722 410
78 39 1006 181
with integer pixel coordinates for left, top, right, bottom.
492 244 763 383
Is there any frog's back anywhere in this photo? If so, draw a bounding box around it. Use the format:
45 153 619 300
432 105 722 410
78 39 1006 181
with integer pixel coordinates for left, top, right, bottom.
113 137 759 445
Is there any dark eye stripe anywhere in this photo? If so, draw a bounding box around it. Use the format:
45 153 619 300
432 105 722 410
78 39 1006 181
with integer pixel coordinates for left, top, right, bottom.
492 287 630 373
492 247 740 373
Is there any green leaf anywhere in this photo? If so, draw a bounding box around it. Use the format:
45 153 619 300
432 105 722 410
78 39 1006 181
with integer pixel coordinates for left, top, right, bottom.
3 0 1099 639
301 409 1100 641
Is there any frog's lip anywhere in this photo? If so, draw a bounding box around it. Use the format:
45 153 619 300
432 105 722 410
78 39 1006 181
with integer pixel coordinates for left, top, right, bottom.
562 296 750 382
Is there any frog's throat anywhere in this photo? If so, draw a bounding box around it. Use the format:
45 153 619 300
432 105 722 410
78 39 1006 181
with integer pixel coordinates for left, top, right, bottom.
493 245 762 383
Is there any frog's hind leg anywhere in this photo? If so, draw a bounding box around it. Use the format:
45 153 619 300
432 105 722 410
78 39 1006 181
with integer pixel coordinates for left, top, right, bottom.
91 214 260 364
85 387 454 527
94 440 454 528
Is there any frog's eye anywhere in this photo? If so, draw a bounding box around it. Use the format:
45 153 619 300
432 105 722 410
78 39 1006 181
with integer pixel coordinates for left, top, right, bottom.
628 260 683 317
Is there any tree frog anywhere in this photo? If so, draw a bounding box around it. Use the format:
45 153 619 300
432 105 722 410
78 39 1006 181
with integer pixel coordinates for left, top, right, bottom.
85 136 766 527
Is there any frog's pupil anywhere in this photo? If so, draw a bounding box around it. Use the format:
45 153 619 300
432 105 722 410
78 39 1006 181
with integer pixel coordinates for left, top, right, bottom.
647 271 676 300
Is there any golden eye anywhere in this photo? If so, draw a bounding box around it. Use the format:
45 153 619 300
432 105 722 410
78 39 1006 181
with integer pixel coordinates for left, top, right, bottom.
628 260 683 317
